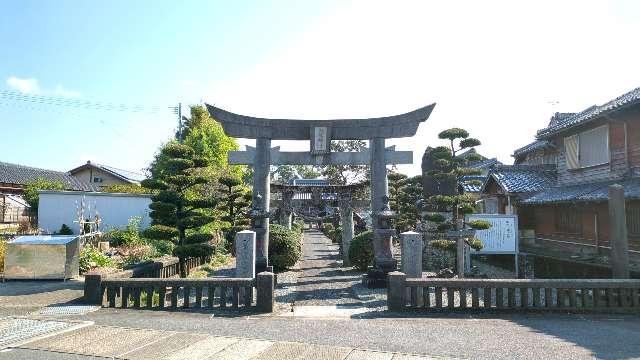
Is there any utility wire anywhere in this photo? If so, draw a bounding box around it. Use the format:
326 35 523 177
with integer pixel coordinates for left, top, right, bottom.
0 90 169 114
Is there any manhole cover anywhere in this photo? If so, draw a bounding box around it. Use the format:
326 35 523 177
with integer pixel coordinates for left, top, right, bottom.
33 305 101 316
0 318 81 349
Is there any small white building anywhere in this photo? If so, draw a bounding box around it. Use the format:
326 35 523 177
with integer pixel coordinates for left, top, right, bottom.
38 190 152 234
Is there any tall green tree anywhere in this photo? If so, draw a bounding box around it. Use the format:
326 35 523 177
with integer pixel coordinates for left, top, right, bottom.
273 165 299 184
150 105 241 180
142 142 217 277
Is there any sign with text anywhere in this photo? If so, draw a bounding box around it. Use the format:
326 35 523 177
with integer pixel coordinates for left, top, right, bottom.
467 214 518 254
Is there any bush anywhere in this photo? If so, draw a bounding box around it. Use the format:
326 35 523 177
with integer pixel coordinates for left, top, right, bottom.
57 224 73 235
348 230 373 271
79 245 113 273
322 223 334 236
148 239 175 256
107 216 143 246
330 226 342 243
268 224 302 271
291 220 304 234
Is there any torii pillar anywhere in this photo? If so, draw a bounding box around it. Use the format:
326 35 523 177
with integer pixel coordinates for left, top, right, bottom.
252 138 271 272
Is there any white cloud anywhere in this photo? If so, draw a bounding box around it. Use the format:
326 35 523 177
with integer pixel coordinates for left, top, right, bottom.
202 0 640 175
6 76 40 94
6 76 81 97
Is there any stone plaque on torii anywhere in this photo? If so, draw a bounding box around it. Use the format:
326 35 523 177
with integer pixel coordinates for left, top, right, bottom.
206 103 436 275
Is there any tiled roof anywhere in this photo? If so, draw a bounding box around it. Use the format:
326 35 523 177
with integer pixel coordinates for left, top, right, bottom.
522 178 640 204
290 179 330 186
460 175 486 193
0 161 94 191
512 140 554 158
537 87 640 138
95 164 146 183
68 161 145 184
468 157 501 169
482 165 557 194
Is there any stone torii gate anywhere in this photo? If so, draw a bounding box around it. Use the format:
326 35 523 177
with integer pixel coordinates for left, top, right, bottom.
206 103 436 273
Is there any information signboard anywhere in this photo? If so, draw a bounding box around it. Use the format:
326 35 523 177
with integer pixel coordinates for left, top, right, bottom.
466 214 519 276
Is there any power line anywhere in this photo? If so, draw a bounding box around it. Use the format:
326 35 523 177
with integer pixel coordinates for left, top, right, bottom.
0 90 170 114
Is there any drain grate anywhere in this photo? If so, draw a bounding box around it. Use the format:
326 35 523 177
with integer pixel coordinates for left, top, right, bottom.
0 318 77 349
33 305 101 316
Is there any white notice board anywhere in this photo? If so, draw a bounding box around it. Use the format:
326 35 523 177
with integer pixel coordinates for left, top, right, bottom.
466 214 518 254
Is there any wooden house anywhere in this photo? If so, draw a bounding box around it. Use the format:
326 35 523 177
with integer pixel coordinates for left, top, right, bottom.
68 161 145 189
502 87 640 257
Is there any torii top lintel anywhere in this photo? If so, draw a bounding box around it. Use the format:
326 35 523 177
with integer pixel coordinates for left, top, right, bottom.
205 103 436 140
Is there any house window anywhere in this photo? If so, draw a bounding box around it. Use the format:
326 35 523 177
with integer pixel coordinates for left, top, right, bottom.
628 203 640 238
555 205 582 235
564 125 609 169
93 176 103 183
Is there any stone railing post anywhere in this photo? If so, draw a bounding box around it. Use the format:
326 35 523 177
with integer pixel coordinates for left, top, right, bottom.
400 231 423 278
387 271 406 311
84 273 103 305
235 230 256 279
256 271 275 313
609 184 630 278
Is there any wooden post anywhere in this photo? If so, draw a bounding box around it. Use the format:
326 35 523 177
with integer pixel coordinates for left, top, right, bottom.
609 185 630 279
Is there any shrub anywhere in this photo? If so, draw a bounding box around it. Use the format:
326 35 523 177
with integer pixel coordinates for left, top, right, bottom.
57 224 73 235
322 223 334 236
268 224 301 271
148 239 175 256
291 220 304 234
79 245 113 273
348 230 373 271
328 226 342 243
107 216 143 246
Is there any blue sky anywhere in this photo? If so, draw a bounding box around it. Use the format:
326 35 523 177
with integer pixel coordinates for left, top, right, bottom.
1 0 640 176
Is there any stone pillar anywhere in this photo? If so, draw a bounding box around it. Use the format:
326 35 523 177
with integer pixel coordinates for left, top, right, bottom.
370 137 388 213
339 196 354 266
235 230 256 278
456 237 465 278
400 231 423 278
387 271 406 311
609 184 629 279
256 271 275 313
279 191 293 230
253 138 271 272
370 137 395 271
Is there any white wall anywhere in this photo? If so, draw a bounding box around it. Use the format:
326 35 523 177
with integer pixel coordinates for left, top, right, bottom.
38 191 152 234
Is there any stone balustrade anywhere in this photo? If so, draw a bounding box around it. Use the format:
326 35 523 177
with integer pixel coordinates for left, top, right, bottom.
388 273 640 313
86 272 274 313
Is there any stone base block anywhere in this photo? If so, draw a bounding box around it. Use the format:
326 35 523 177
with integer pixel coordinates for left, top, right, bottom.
363 269 389 288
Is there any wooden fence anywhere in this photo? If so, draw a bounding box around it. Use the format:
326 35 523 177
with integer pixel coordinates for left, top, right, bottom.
388 272 640 313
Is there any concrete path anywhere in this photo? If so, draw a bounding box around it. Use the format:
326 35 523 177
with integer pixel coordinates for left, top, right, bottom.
293 230 362 307
0 319 438 359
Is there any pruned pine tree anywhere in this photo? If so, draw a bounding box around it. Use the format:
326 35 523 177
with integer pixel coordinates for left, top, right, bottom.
142 142 217 277
218 176 251 252
425 128 490 253
395 175 423 232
